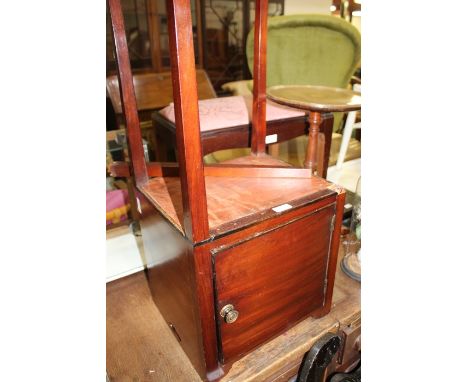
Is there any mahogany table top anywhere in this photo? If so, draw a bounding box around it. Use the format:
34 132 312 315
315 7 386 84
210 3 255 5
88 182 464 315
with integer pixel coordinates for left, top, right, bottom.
267 85 361 113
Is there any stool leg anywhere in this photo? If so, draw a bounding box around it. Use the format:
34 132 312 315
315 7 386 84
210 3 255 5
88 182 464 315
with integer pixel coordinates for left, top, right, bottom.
304 111 321 173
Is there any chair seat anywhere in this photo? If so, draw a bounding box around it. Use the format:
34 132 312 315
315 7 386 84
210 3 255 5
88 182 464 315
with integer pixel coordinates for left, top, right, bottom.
158 95 305 132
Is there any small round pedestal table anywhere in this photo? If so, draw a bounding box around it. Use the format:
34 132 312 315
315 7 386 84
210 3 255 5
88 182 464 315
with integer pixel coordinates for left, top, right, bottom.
267 85 361 174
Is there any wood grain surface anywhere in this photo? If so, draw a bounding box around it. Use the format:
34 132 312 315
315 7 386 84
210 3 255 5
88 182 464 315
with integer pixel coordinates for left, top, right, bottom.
251 0 269 155
106 70 216 114
138 173 334 236
109 161 315 179
106 243 360 382
267 85 361 113
220 153 290 166
214 205 335 363
304 111 321 171
138 194 206 377
166 0 209 243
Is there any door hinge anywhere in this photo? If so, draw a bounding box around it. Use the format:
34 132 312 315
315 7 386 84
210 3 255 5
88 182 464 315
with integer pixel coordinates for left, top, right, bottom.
330 214 336 232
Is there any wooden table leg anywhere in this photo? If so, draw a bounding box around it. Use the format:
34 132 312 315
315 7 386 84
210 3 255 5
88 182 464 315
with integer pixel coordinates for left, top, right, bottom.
316 133 325 179
319 112 334 179
304 111 321 173
267 142 280 158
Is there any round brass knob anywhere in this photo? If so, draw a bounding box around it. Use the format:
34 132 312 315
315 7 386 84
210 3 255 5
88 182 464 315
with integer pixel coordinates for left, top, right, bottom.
220 304 239 324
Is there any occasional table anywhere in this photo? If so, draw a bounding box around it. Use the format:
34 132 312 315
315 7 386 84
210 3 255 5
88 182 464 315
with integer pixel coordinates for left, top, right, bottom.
267 85 361 174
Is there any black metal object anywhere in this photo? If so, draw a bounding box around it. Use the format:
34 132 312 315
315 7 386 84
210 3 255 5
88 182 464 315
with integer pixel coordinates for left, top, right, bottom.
340 256 361 283
297 333 342 382
329 366 361 382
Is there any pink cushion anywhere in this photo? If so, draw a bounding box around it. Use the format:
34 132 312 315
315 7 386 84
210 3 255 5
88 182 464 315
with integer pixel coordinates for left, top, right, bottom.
158 95 306 131
159 96 249 132
243 94 306 121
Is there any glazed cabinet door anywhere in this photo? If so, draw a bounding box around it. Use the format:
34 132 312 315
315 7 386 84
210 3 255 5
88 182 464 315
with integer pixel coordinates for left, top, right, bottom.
213 204 336 363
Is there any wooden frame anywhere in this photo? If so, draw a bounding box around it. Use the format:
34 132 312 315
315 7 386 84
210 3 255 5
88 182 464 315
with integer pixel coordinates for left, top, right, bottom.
108 0 345 379
108 0 336 241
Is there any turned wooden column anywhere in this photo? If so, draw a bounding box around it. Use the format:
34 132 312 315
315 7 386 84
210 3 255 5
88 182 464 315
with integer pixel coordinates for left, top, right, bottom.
304 111 321 172
267 85 361 178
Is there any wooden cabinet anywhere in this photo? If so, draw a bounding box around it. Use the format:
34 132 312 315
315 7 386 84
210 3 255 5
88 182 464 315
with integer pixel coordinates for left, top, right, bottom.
136 177 344 379
108 0 346 380
213 204 335 363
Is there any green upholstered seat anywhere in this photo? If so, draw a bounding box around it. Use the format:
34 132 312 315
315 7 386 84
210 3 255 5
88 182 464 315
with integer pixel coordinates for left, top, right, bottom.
211 14 361 164
247 14 360 90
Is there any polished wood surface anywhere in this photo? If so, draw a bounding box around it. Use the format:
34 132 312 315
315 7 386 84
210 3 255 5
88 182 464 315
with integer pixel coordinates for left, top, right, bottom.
214 205 335 362
251 0 269 154
221 153 290 166
135 186 341 380
319 112 334 178
166 0 209 243
304 111 321 171
139 174 335 236
267 85 361 113
106 70 216 114
109 160 315 179
138 194 206 377
108 0 148 185
134 180 342 380
106 243 360 382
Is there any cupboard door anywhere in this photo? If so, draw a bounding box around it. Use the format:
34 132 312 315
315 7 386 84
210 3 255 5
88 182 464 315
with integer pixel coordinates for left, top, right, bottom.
213 204 335 363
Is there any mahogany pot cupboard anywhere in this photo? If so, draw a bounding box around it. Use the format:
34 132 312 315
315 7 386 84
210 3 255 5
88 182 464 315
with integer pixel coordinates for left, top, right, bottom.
108 0 345 380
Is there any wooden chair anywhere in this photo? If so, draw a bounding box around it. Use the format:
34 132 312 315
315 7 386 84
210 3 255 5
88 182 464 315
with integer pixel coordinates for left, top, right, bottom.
108 0 345 380
106 70 216 157
106 70 217 126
